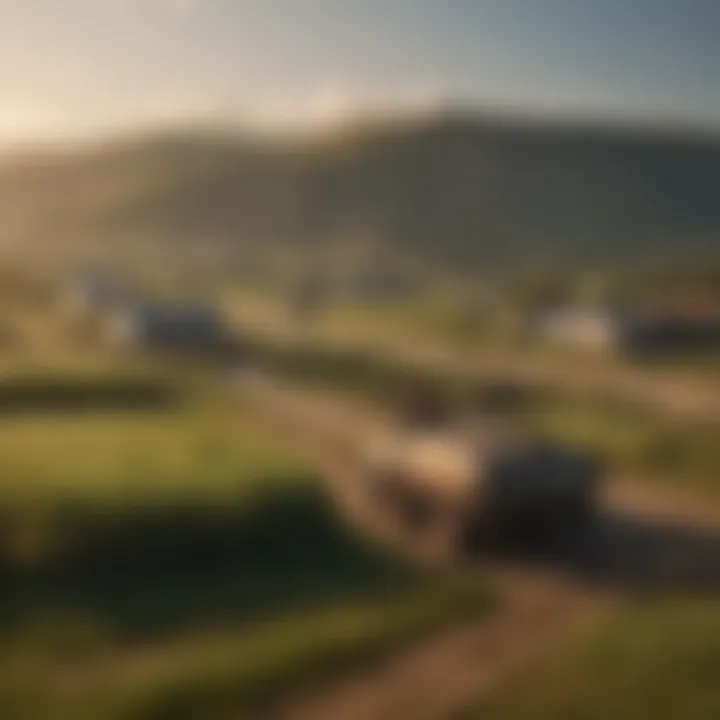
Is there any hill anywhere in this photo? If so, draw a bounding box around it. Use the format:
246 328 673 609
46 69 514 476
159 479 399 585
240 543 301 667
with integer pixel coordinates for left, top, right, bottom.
2 112 720 274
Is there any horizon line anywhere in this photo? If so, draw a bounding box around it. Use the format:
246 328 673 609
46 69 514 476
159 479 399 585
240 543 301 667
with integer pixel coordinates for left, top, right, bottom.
2 100 720 156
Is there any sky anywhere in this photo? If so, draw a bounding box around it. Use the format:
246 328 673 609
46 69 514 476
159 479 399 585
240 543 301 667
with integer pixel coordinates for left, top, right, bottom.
1 0 720 144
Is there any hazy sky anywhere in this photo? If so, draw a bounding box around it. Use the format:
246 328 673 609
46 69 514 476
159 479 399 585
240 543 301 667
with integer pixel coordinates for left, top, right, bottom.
2 0 720 143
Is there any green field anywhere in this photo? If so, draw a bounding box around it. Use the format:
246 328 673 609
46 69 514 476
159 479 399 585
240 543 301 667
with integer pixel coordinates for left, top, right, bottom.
462 597 720 720
248 338 720 498
0 371 487 720
506 394 720 494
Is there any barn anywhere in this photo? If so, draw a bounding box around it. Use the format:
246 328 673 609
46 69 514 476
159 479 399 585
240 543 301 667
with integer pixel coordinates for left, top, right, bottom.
621 304 720 355
535 307 622 352
535 303 720 356
107 303 227 351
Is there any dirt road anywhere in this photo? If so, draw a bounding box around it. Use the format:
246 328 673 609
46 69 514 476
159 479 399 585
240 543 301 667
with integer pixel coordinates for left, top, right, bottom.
270 570 603 720
241 375 720 720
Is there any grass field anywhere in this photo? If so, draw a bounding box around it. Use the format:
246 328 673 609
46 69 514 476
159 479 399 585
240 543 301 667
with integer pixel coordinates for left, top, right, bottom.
461 597 720 720
249 338 720 498
222 285 720 382
509 394 720 495
0 369 487 720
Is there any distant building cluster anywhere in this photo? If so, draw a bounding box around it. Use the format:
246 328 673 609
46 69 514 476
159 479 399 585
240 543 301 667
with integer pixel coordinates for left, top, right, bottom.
535 303 720 355
536 308 618 351
63 271 228 353
106 304 226 351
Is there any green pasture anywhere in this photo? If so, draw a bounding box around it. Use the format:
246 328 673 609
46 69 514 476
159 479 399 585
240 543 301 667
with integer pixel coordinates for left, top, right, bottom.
463 597 720 720
0 369 487 720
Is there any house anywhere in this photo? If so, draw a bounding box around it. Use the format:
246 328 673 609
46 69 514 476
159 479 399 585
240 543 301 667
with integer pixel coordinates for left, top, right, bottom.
535 307 622 352
535 302 720 356
106 303 227 352
620 302 720 355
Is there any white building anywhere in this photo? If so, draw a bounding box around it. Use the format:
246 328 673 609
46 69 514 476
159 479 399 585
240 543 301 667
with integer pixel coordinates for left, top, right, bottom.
538 308 621 351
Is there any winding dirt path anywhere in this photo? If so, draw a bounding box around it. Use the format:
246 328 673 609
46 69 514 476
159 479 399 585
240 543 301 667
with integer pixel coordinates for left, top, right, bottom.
240 377 720 720
270 570 604 720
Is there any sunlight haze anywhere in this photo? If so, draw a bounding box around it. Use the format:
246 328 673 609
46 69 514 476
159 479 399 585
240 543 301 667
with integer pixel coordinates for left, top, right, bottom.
1 0 720 144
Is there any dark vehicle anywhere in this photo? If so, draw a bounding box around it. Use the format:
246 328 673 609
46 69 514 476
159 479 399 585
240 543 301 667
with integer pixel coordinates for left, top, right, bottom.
363 415 602 552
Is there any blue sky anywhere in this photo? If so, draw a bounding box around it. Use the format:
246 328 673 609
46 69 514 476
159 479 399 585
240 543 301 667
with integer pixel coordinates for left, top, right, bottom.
1 0 719 143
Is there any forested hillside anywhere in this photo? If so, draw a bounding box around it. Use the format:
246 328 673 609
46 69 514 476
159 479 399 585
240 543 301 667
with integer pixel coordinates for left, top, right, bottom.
2 113 720 272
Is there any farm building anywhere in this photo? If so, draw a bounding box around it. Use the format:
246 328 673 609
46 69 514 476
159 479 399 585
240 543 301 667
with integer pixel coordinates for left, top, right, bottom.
106 303 227 351
535 307 622 352
621 303 720 354
535 303 720 355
